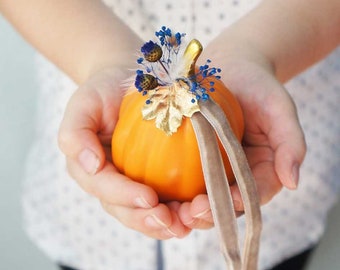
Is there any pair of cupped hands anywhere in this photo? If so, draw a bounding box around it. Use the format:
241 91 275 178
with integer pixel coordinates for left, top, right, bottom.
58 35 306 240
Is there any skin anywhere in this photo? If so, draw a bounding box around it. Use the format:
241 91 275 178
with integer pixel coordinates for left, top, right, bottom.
1 0 340 239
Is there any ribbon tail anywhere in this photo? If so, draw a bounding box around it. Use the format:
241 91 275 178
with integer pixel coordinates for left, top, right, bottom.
191 112 242 270
199 99 262 270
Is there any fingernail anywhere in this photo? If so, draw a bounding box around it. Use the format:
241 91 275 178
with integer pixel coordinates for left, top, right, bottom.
164 227 178 237
144 215 177 236
183 218 196 226
193 208 211 219
145 215 168 228
291 163 300 189
134 196 152 209
78 148 100 175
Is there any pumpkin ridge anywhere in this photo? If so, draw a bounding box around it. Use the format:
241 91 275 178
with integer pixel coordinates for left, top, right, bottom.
111 105 127 173
142 129 167 197
122 95 150 181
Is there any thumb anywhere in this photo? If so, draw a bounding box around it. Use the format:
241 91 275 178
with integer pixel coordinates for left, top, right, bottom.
269 92 306 189
58 89 106 175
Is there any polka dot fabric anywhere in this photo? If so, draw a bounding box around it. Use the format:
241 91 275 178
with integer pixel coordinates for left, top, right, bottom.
22 1 340 269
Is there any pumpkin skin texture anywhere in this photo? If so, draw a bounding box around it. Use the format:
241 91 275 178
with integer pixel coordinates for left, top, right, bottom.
111 76 244 202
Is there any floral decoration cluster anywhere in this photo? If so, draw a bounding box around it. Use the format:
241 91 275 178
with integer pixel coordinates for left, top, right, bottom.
134 26 222 104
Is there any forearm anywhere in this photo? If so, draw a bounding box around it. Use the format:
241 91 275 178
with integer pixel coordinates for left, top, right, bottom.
211 0 340 82
0 0 142 83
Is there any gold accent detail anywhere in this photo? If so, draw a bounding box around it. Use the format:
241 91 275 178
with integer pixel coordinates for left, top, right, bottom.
182 39 203 77
142 39 203 135
143 82 200 135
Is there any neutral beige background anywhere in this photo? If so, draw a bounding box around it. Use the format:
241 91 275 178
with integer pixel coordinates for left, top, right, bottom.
1 15 339 270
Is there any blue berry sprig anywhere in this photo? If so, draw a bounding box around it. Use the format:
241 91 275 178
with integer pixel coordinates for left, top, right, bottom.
185 59 222 103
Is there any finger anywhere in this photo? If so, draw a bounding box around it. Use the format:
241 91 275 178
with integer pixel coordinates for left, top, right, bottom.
167 204 192 238
178 195 214 229
66 157 159 209
267 91 306 189
101 202 190 240
58 89 107 175
230 146 282 211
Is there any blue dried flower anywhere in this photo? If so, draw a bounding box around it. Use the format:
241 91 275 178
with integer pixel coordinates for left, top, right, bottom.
141 41 163 62
135 72 158 91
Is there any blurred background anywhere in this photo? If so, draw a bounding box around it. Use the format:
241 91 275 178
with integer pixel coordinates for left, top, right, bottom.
0 16 58 270
1 15 340 270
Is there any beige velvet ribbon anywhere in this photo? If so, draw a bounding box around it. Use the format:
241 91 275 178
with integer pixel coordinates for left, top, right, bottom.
191 99 262 270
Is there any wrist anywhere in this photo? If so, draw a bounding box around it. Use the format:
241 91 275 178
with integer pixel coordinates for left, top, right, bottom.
85 50 138 84
78 30 143 85
201 29 276 86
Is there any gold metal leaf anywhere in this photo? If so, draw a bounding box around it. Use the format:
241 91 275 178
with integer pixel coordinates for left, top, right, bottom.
142 82 200 135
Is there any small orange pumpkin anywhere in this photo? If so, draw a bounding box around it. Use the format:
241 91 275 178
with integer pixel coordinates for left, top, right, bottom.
111 31 244 202
112 80 243 202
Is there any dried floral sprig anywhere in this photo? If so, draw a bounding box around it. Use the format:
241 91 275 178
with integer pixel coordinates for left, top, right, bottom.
134 26 222 105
